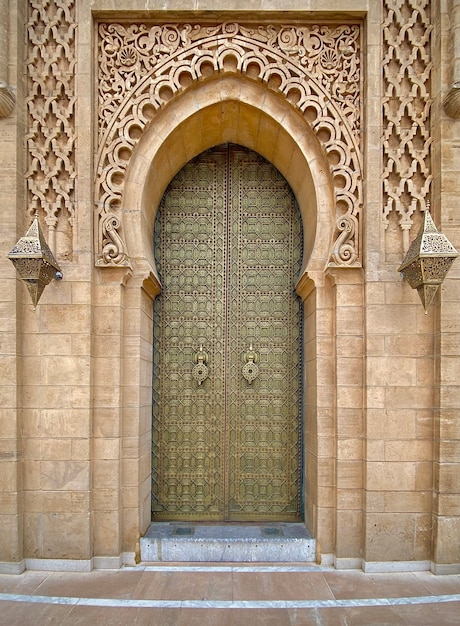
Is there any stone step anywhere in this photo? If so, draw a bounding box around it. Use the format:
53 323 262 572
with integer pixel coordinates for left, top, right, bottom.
140 523 316 563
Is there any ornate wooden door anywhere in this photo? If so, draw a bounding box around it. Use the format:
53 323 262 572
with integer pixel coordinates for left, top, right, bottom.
152 144 303 522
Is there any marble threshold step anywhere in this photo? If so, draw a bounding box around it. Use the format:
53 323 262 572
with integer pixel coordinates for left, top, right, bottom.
140 522 316 563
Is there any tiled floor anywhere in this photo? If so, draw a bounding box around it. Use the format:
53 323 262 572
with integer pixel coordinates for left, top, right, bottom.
0 565 459 625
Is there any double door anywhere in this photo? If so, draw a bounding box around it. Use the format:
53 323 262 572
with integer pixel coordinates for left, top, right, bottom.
152 144 303 521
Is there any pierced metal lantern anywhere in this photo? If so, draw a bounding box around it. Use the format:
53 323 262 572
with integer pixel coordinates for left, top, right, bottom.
7 211 62 309
398 208 458 313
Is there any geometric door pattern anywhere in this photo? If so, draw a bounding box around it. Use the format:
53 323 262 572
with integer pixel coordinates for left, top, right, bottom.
152 144 303 521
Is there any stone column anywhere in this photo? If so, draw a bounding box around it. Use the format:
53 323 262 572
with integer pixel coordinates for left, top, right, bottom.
443 0 460 117
0 0 15 118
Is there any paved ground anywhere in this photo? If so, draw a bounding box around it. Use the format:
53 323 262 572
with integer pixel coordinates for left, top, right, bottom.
0 564 459 625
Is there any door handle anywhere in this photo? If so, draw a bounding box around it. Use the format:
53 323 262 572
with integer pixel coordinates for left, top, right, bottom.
242 343 259 384
192 345 209 385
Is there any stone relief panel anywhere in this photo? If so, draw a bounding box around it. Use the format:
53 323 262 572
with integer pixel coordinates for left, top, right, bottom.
382 0 432 251
26 0 76 259
96 22 363 269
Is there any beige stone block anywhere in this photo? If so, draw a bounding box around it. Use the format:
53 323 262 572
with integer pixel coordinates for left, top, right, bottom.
0 515 22 562
42 355 90 386
70 386 91 409
336 460 363 489
415 410 433 439
23 385 69 410
440 356 460 385
40 409 91 438
0 409 21 439
93 510 121 556
92 385 121 408
365 387 386 409
365 439 385 461
336 284 363 307
440 333 460 356
367 357 417 387
93 358 121 388
93 489 120 511
337 438 363 460
385 334 433 357
336 387 363 409
383 491 432 513
415 462 433 491
23 460 41 491
440 385 460 410
365 491 385 513
42 512 91 560
0 356 18 385
367 462 417 491
336 335 363 357
317 457 335 488
433 516 460 564
71 281 91 304
336 306 363 335
437 463 460 493
71 439 90 460
386 385 434 410
122 486 139 509
25 491 72 513
337 488 363 510
23 512 41 558
367 305 417 335
336 408 363 438
38 461 89 491
414 513 432 561
416 357 434 386
40 438 73 461
94 306 122 335
337 357 362 386
93 459 121 489
316 506 335 554
365 283 386 305
336 509 362 558
0 492 19 515
94 437 120 460
365 513 417 561
316 436 334 458
40 305 91 334
384 440 432 462
436 494 460 516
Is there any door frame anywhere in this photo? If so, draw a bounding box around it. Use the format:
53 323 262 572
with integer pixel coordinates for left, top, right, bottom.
120 75 338 549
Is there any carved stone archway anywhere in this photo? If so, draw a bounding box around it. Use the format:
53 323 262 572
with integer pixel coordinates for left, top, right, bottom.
96 21 363 270
95 18 364 554
122 75 335 280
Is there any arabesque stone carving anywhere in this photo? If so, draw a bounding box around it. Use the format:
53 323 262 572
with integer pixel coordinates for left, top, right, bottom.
26 0 76 258
96 22 363 268
382 0 432 235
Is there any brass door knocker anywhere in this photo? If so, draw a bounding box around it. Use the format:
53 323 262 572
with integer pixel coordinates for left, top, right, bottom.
242 343 259 383
192 345 209 385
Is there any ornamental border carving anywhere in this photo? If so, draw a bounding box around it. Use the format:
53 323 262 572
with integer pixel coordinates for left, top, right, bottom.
96 22 363 268
26 0 76 258
382 0 432 232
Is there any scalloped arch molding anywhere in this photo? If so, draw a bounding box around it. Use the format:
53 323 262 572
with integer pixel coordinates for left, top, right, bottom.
96 22 363 272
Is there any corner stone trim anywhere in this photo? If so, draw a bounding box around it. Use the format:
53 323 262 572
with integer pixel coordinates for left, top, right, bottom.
96 21 363 268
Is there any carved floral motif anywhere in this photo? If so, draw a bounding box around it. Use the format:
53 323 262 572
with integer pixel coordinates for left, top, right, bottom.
96 22 363 268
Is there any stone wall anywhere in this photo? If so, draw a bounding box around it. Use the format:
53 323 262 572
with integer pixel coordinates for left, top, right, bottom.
0 0 458 574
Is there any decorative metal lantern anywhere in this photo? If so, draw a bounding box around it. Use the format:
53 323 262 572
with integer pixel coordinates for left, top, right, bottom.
398 208 458 313
7 211 62 309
